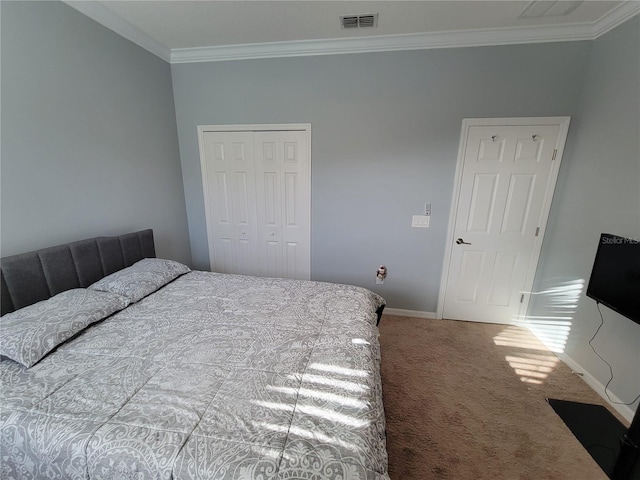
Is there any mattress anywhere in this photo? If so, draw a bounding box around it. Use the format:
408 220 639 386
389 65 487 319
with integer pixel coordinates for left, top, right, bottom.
1 270 389 479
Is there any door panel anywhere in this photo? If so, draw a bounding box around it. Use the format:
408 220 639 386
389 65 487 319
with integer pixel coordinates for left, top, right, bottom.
284 173 298 226
214 173 231 224
467 173 499 233
456 250 485 303
234 172 251 225
501 174 535 235
263 173 278 226
286 243 298 278
442 120 568 323
488 253 518 306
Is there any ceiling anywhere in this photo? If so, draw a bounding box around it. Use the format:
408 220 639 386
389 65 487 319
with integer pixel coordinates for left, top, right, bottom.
64 1 640 63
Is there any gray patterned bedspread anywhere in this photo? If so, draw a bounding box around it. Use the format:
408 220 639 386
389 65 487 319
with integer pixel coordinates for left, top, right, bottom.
1 272 389 480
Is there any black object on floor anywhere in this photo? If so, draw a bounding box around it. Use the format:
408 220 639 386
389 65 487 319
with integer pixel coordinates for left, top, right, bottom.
547 398 638 479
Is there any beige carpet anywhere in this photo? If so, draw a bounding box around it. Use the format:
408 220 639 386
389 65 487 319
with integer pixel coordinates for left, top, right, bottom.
379 315 629 480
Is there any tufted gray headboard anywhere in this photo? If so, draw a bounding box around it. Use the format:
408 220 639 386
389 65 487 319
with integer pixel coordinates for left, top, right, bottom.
1 230 155 316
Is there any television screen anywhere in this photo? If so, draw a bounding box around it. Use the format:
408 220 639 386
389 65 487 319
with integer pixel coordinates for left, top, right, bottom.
586 233 640 324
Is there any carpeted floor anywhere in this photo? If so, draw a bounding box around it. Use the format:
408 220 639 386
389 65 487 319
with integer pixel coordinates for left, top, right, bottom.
378 315 629 480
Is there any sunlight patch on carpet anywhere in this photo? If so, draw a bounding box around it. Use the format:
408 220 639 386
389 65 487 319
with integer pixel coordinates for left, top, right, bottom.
493 326 551 351
505 353 560 384
494 326 560 384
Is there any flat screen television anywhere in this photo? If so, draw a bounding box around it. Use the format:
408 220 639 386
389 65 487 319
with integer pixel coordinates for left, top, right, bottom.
586 233 640 325
585 233 640 480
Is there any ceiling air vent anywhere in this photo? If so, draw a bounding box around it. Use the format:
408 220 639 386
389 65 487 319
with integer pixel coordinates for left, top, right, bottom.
340 13 378 29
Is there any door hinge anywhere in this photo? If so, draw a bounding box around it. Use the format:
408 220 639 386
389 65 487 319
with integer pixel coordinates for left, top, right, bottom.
552 149 558 161
535 227 540 237
520 294 525 303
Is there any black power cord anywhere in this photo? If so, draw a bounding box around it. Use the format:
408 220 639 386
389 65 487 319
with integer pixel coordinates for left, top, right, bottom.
588 302 640 407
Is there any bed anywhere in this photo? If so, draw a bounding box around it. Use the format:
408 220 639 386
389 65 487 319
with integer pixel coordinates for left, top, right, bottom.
0 230 389 480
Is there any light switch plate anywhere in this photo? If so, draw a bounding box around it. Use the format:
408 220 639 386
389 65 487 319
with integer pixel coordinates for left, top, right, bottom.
412 215 430 228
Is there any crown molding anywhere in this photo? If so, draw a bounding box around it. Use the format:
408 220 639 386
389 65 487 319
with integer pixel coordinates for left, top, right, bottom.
170 22 597 64
63 1 171 62
592 0 640 38
64 1 640 65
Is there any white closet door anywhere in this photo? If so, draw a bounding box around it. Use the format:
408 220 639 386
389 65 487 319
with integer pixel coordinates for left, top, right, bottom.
201 131 260 275
199 126 311 280
254 131 310 279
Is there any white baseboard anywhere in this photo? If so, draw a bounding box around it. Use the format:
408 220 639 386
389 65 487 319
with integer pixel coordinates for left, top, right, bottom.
383 308 437 319
523 327 636 422
524 326 635 422
551 351 635 423
521 325 636 423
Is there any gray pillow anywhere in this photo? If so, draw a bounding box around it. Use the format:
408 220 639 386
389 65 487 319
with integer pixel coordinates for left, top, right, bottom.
0 289 130 367
89 258 191 303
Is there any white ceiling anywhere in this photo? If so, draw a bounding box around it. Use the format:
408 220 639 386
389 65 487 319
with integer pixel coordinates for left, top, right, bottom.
64 1 640 63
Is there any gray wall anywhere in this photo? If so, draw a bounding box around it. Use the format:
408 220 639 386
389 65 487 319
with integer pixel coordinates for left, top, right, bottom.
172 42 591 311
530 16 640 414
1 1 191 264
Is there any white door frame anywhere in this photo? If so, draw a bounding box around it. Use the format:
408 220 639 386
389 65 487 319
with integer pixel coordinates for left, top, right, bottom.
436 117 571 322
197 123 312 276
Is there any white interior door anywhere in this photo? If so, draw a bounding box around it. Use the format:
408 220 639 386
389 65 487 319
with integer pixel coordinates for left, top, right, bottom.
440 118 570 324
199 125 311 280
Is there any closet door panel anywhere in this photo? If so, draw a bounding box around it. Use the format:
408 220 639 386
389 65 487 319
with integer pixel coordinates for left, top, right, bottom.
254 131 310 279
201 131 259 275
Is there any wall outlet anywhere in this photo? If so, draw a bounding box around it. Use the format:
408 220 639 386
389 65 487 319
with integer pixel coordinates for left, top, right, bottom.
376 277 384 285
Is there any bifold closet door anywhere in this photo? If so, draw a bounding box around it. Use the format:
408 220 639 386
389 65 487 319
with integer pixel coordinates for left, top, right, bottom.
254 131 310 280
201 131 260 276
200 129 310 280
